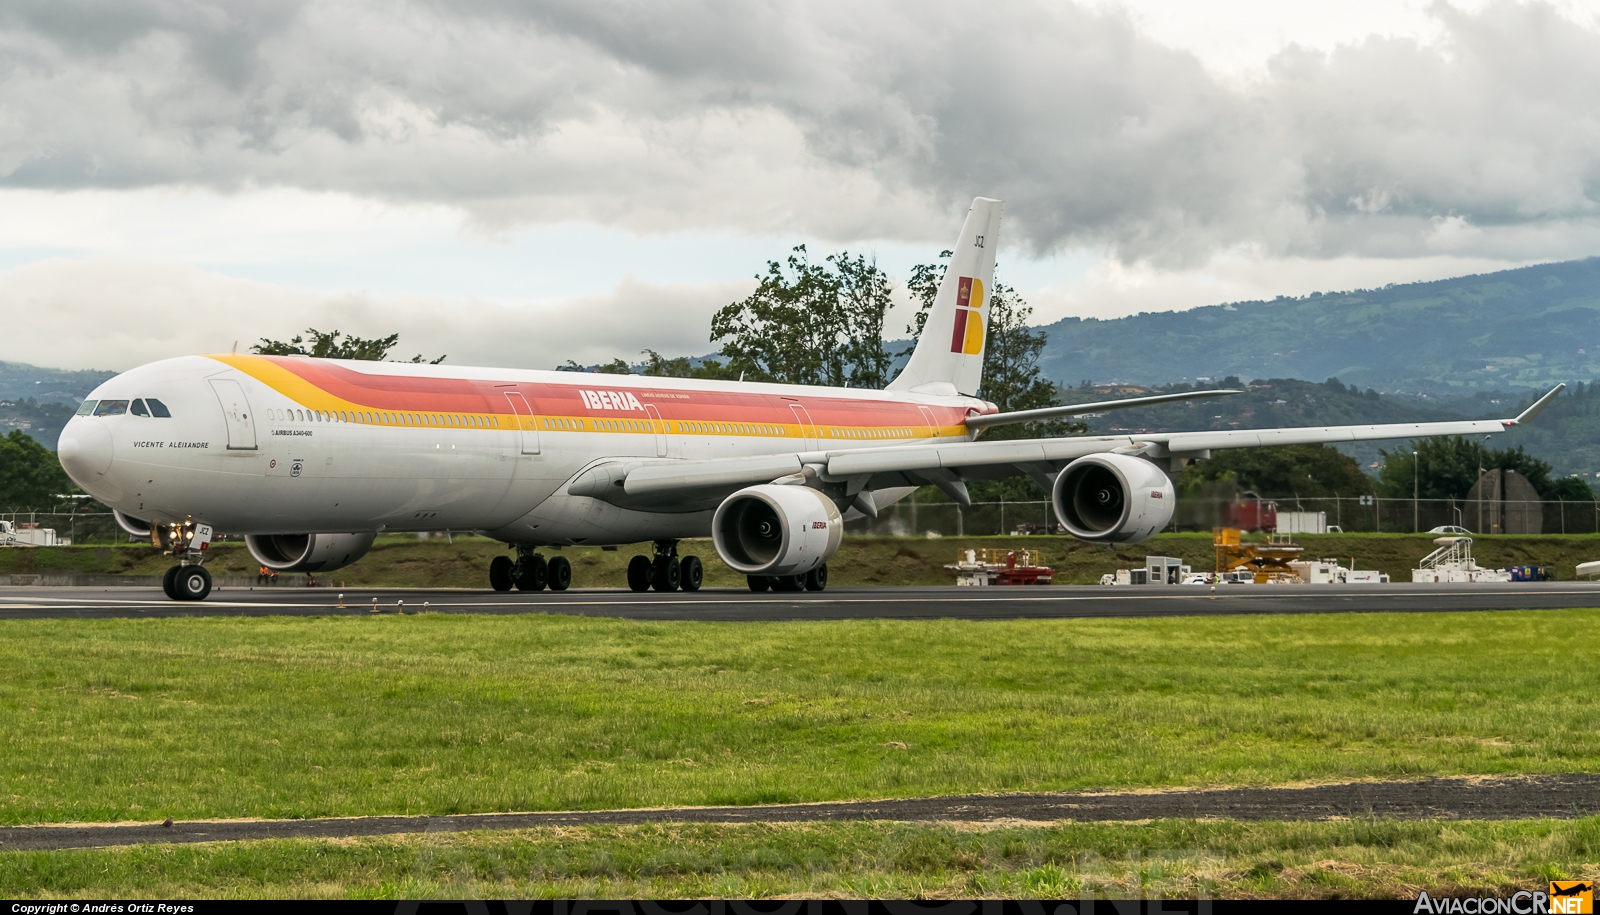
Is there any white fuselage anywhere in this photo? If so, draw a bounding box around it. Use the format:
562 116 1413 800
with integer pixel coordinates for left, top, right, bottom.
58 354 983 545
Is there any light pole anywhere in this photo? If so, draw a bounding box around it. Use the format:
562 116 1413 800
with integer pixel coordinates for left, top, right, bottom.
1413 450 1419 533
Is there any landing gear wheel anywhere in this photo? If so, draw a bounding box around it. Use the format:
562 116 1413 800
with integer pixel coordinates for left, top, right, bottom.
515 555 547 592
651 556 681 592
747 575 771 592
489 555 514 592
773 574 805 592
805 564 828 592
547 555 572 591
162 565 181 600
627 555 653 592
175 565 211 601
680 555 703 592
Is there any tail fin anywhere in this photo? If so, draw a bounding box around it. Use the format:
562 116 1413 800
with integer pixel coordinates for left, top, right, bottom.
887 196 1002 396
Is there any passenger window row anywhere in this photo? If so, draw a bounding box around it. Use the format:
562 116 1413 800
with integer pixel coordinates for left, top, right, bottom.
679 421 787 436
269 407 500 428
77 399 171 418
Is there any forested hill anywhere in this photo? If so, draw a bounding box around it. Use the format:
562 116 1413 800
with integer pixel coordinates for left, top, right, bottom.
1060 378 1460 474
0 361 115 404
1036 257 1600 395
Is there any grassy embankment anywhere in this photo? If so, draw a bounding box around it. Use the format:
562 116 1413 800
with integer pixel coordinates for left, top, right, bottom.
3 532 1599 586
5 819 1599 899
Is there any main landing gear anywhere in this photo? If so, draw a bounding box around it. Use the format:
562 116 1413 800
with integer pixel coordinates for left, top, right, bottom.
626 540 703 593
747 565 828 593
489 545 571 593
162 563 212 601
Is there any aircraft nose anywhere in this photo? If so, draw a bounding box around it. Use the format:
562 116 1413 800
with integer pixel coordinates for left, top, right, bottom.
58 420 114 482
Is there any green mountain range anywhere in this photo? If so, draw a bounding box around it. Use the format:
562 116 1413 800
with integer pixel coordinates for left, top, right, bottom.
0 361 115 452
1057 378 1600 482
1036 257 1600 396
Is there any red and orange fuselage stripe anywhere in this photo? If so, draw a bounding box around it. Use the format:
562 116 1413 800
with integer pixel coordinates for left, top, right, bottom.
206 354 974 440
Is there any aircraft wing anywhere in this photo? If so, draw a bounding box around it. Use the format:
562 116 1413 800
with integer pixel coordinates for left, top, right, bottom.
591 385 1561 509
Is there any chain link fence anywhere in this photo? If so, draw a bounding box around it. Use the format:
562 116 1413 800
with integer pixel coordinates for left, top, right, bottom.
845 495 1600 537
1 511 132 545
10 495 1600 547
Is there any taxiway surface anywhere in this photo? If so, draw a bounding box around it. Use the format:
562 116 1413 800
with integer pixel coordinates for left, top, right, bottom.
3 775 1596 851
2 581 1598 620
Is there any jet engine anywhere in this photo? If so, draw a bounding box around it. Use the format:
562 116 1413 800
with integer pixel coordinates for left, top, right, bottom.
1052 453 1175 544
712 484 843 576
246 532 378 573
113 510 153 539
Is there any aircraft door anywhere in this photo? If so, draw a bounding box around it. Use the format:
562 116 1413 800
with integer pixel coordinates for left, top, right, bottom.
788 403 817 450
642 404 669 457
917 405 939 439
209 378 257 450
503 391 541 455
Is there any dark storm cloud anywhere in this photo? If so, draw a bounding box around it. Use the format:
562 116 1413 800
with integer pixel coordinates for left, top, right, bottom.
1 0 1597 264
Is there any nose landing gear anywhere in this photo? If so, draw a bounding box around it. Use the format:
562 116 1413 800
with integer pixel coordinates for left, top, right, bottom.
157 520 215 601
162 563 212 601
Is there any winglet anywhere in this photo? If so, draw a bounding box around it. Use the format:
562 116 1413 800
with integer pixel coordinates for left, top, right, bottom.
1509 383 1565 426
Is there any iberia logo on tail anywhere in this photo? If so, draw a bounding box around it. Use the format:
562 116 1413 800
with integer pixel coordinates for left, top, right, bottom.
949 276 986 355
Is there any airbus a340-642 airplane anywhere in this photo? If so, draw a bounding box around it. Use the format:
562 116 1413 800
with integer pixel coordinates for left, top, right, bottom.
56 197 1562 601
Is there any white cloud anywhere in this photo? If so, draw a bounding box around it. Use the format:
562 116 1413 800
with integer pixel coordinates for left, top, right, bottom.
0 258 752 371
2 0 1599 365
3 0 1599 260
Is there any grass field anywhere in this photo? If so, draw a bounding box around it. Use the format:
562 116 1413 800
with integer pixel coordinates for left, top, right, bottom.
3 610 1599 827
3 531 1599 586
5 819 1599 899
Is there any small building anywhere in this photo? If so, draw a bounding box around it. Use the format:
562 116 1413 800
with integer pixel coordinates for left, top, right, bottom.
1277 511 1328 535
1146 556 1189 584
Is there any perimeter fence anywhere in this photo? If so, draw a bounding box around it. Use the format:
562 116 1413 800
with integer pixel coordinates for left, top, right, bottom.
843 495 1600 537
8 496 1600 546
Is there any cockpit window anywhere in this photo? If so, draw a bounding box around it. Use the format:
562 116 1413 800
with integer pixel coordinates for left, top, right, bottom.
93 400 129 416
146 398 172 418
76 400 97 416
130 399 150 417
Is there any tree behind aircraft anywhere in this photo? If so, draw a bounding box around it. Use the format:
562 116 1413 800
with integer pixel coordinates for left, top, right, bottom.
711 246 895 388
253 328 445 364
0 429 76 510
1379 436 1592 501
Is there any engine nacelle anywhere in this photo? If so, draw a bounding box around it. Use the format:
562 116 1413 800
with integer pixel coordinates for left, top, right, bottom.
113 510 153 539
1052 453 1175 544
246 532 377 573
712 484 844 576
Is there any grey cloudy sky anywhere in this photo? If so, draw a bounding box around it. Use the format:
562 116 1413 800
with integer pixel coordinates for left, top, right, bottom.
3 0 1599 370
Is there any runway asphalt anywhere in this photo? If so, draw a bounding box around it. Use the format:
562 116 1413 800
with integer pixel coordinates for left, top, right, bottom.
3 581 1599 620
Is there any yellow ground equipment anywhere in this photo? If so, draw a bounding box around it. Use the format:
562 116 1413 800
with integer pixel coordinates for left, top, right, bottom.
1214 528 1304 584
